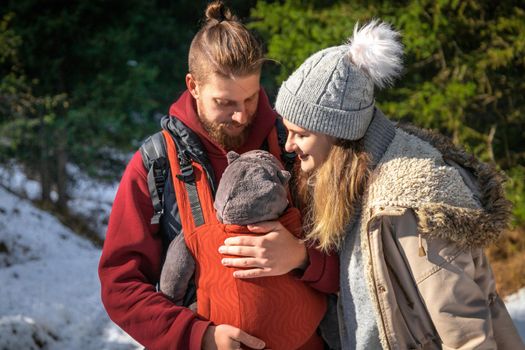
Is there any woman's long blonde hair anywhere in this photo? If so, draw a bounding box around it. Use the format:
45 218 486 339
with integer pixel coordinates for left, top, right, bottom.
295 139 370 253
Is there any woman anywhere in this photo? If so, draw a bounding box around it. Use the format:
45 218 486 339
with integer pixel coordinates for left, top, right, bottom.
226 20 523 349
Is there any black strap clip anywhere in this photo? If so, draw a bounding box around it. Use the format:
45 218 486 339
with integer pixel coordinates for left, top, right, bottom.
149 157 167 225
176 151 195 183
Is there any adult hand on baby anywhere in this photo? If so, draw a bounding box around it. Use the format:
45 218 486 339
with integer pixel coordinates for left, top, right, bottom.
202 324 266 350
218 220 308 278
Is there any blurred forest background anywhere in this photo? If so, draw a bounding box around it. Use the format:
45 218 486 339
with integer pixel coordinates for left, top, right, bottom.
1 0 524 294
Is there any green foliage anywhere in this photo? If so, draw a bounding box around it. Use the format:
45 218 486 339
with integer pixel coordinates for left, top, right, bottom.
0 13 64 169
384 1 525 166
0 13 20 68
0 1 190 206
0 20 69 206
250 1 366 83
506 166 525 226
0 1 194 187
1 0 524 222
0 0 262 205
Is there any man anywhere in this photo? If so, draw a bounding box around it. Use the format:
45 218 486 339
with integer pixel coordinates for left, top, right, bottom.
98 2 338 349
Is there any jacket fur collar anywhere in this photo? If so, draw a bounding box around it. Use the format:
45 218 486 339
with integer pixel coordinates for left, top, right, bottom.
365 124 511 247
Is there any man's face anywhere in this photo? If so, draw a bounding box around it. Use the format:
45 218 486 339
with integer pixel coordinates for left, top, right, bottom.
187 72 260 150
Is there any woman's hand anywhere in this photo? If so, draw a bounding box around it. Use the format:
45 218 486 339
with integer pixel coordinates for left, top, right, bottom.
202 324 266 350
218 220 308 278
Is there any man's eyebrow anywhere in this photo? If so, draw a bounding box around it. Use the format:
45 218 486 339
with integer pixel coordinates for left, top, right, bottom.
215 91 258 102
214 97 233 102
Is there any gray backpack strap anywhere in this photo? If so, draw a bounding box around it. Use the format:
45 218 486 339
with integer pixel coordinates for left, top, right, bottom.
173 146 205 227
140 128 205 228
140 132 168 225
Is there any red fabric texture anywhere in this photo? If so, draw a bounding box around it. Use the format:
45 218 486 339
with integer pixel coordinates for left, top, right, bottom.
98 89 339 349
185 208 327 350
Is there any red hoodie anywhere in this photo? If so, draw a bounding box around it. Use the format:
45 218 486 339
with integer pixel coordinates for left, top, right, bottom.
98 89 339 350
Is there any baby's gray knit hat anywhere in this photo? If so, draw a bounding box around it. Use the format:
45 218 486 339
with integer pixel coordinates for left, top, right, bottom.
275 20 403 140
214 150 290 225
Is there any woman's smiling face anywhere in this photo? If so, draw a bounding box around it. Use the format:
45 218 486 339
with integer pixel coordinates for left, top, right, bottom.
283 119 335 173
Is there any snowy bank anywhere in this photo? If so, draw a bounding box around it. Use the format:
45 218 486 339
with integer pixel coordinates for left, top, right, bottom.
0 186 140 350
0 162 119 240
506 288 525 341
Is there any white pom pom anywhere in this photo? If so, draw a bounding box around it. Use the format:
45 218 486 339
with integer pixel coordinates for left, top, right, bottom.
348 20 403 89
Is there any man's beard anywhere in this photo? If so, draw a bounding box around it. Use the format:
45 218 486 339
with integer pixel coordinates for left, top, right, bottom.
198 115 254 151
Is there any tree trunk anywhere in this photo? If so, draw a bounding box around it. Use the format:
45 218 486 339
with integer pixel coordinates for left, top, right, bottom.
39 112 51 203
55 129 68 212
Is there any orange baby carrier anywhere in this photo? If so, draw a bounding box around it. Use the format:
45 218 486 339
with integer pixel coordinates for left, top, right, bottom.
162 127 327 350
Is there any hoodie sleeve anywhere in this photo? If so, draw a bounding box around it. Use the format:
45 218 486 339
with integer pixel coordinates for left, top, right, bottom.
98 151 210 350
281 208 340 294
299 247 340 294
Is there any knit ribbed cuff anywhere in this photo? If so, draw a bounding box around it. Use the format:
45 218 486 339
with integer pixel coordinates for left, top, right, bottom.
275 85 375 140
362 108 396 168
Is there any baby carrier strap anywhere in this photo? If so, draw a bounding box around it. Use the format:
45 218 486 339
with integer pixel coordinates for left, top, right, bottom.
140 117 296 241
161 129 217 233
161 122 294 235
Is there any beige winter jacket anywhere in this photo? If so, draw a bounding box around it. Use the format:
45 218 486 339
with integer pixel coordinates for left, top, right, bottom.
357 125 524 349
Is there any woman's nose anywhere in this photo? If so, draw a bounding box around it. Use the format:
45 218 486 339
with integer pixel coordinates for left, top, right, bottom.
285 135 295 153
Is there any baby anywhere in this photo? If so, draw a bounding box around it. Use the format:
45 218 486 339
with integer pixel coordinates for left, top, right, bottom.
160 150 327 350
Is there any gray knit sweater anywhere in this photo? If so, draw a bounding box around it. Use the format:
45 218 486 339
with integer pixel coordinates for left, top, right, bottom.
337 109 395 349
339 213 382 349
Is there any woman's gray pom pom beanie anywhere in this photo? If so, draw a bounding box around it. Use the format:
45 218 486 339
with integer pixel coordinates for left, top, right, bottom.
275 20 403 140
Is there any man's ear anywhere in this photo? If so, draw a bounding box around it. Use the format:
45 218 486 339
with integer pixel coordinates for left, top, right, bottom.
186 73 199 99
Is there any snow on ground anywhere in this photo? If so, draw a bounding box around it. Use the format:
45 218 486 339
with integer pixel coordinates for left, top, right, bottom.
65 163 120 239
0 163 524 349
506 288 525 341
0 162 44 201
0 186 140 350
0 162 120 239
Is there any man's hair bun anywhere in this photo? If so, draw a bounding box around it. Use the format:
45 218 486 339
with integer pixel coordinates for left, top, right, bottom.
205 1 237 23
